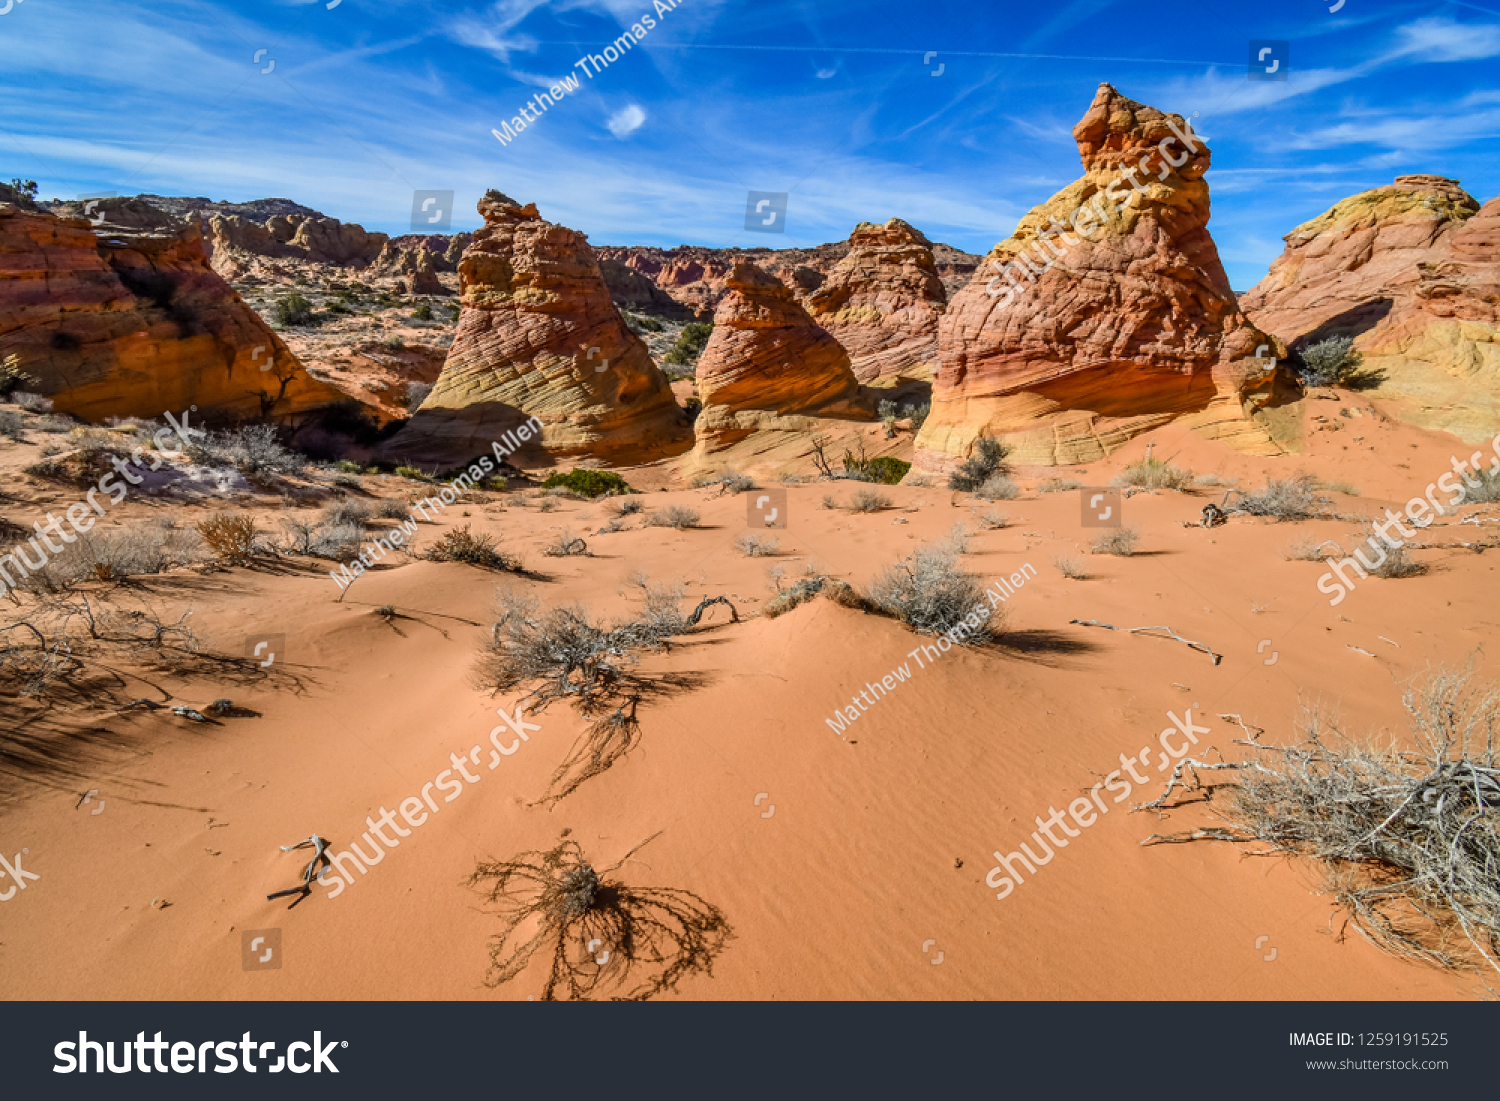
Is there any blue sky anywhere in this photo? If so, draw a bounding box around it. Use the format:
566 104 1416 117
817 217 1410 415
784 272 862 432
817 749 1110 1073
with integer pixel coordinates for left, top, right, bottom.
3 0 1498 289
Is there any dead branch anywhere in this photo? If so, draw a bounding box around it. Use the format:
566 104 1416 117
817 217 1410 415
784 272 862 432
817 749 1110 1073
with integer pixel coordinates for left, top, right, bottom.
1068 619 1222 664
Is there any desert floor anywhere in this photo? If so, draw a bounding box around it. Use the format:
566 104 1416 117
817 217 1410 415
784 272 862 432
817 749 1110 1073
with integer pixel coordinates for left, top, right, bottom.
1 389 1494 1000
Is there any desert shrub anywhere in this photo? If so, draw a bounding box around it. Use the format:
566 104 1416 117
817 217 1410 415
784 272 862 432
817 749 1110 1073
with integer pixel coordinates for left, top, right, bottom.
1294 336 1363 388
1090 526 1139 556
543 529 589 557
322 498 373 526
0 354 36 400
426 525 519 570
1457 468 1500 505
734 533 780 557
476 587 683 711
542 469 632 498
69 520 205 582
393 465 427 480
22 457 68 481
1281 537 1339 562
1037 477 1082 494
404 381 433 412
1359 528 1426 579
714 470 756 494
387 335 405 350
977 510 1008 530
377 499 412 520
187 424 307 476
849 489 891 513
663 322 713 367
335 459 362 474
902 401 930 430
0 410 23 441
1146 665 1500 974
273 292 316 327
949 437 1009 492
820 494 839 510
35 415 73 435
1318 479 1361 496
536 497 559 513
196 513 256 563
412 304 434 321
762 575 864 619
1054 555 1087 579
624 311 665 333
878 398 898 437
1194 473 1238 488
1228 475 1331 521
974 474 1019 501
12 392 51 414
283 517 365 560
844 452 909 484
647 505 699 530
865 545 997 640
610 497 645 517
683 396 703 421
1112 455 1193 490
464 834 729 1000
941 522 972 555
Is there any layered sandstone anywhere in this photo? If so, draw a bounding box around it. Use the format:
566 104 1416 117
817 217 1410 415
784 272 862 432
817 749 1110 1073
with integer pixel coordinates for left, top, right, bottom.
206 211 389 278
915 83 1289 470
694 260 868 454
1242 176 1500 440
804 219 945 384
0 198 344 423
387 193 689 466
369 239 448 296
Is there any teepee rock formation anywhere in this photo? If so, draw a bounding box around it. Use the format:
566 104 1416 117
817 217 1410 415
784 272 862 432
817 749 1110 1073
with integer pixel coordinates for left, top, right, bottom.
1242 175 1500 441
803 219 946 384
389 193 689 466
0 198 342 422
915 83 1288 470
694 260 869 453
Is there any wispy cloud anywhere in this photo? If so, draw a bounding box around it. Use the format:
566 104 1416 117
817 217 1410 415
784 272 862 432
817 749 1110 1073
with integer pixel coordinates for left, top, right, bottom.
606 103 646 138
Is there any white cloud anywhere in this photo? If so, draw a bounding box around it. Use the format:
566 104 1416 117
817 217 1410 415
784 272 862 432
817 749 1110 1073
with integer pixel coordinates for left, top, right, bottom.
1389 16 1500 62
816 68 837 79
606 103 646 138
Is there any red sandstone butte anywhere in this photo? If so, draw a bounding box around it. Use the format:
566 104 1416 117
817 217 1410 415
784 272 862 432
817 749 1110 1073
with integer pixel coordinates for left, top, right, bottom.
1243 175 1500 441
915 83 1289 471
387 192 689 466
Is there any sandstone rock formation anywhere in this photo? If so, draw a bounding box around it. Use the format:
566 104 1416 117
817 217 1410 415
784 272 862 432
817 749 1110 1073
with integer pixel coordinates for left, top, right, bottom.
595 239 981 321
388 192 689 466
694 260 869 454
916 83 1289 470
206 211 388 278
0 198 343 423
369 239 448 296
804 219 945 385
1242 175 1500 441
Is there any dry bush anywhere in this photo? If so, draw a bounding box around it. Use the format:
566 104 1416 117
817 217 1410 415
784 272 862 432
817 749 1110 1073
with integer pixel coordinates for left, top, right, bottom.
543 528 589 557
609 497 645 517
11 392 48 414
701 469 754 494
196 513 256 563
977 510 1008 530
475 587 683 713
376 499 412 520
1112 456 1193 490
647 505 699 530
1281 537 1339 562
1458 468 1500 505
1089 527 1139 556
849 489 891 513
465 834 730 1000
426 525 519 570
186 424 306 476
597 517 629 534
941 522 971 555
1227 474 1332 521
734 533 779 557
1037 477 1082 494
820 494 839 510
865 545 998 640
974 474 1019 501
0 410 24 441
1364 533 1426 579
70 520 205 582
1054 555 1087 579
323 498 373 526
536 497 559 513
1195 473 1237 488
1144 664 1500 975
762 575 864 619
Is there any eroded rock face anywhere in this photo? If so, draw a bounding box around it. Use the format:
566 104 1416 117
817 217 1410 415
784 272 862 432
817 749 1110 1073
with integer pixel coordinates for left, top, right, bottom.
915 83 1288 470
804 219 945 384
387 193 689 466
694 260 868 453
206 212 388 277
1242 175 1500 441
369 239 449 296
0 199 343 423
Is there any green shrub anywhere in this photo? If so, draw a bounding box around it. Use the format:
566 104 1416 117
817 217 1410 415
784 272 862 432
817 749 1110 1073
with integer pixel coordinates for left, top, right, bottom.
0 354 37 400
949 437 1010 492
853 455 910 484
540 469 632 498
1112 455 1193 490
273 292 316 327
412 304 434 321
394 465 427 480
664 322 713 366
1295 336 1366 388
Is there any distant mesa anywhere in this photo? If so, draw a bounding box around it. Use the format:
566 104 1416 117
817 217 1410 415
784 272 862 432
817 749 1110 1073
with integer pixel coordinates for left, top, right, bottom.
384 192 690 467
1243 174 1500 442
804 218 946 385
693 258 871 455
915 82 1290 471
0 195 343 423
